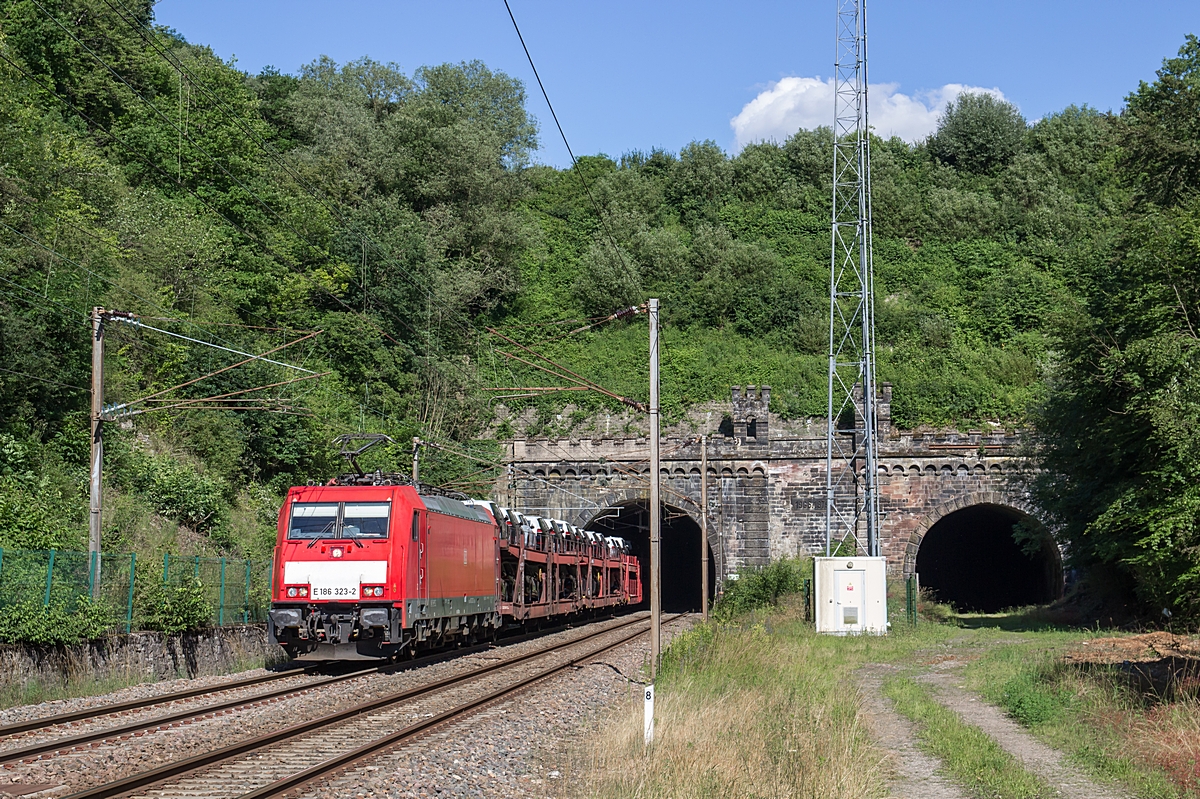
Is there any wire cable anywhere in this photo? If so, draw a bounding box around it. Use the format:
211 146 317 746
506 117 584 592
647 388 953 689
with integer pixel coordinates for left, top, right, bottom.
501 0 640 297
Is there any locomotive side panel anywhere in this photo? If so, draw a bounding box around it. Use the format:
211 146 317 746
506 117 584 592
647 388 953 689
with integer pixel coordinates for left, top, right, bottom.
420 496 498 621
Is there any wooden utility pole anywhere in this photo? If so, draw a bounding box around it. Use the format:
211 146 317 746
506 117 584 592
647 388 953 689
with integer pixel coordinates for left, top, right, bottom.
701 434 709 621
649 298 661 678
89 307 106 599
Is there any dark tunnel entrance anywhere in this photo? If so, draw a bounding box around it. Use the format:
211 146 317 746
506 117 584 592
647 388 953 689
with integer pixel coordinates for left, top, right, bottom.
914 503 1062 613
585 500 716 612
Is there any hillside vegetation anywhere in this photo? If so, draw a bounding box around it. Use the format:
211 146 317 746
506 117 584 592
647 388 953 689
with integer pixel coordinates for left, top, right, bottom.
0 4 1197 619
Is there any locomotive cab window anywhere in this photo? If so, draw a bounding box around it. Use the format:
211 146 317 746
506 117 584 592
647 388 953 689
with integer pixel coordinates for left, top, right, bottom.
288 504 338 539
343 503 390 538
287 501 391 540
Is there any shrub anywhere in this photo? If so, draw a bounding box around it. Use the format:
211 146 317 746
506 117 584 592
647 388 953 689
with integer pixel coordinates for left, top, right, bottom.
126 452 228 535
713 557 809 621
0 598 116 645
138 576 214 634
1000 667 1071 727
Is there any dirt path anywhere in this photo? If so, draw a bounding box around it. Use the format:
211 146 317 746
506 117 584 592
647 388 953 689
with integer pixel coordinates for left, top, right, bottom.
918 667 1130 799
858 663 969 799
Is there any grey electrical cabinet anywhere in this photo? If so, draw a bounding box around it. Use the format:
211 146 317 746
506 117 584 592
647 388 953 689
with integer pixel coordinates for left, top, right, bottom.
814 556 888 634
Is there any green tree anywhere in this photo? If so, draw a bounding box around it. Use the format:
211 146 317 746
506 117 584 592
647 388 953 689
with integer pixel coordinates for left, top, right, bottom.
1120 34 1200 207
929 93 1027 174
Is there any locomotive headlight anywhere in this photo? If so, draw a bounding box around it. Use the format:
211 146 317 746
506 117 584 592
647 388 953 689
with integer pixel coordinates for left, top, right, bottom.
287 587 298 598
299 587 309 597
331 548 343 558
374 586 384 597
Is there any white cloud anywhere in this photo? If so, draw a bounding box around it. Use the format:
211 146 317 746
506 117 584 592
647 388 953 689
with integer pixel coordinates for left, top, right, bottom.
730 77 1008 150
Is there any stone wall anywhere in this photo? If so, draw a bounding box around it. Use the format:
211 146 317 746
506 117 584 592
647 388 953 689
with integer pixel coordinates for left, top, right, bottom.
0 624 281 693
502 385 1032 577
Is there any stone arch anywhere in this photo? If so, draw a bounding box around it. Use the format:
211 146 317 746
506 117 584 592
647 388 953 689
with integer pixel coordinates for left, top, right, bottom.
903 493 1062 611
582 496 715 611
903 492 1045 575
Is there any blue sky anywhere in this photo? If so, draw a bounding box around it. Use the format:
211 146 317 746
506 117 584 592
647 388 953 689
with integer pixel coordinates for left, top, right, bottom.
155 1 1200 168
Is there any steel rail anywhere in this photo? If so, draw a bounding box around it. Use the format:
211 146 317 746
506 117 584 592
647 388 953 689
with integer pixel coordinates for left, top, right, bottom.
0 665 374 764
245 615 676 798
0 664 319 739
0 614 621 763
60 613 654 799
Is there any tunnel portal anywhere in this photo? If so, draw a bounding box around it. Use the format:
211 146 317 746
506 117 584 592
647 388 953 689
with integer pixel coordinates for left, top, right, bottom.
585 500 716 613
914 503 1062 613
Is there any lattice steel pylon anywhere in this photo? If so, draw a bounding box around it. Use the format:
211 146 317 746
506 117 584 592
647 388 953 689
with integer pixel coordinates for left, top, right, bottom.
825 0 879 558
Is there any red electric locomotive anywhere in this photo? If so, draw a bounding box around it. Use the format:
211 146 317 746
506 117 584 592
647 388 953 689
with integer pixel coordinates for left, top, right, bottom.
268 476 642 660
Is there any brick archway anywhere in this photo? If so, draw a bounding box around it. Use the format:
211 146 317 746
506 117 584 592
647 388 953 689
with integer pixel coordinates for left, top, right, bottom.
901 492 1050 577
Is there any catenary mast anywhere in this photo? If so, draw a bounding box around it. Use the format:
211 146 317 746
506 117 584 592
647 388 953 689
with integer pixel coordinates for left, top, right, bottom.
825 0 880 558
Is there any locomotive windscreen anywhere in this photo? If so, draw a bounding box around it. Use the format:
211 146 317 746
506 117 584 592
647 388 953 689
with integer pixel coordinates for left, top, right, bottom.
288 503 338 539
287 501 391 539
342 503 390 538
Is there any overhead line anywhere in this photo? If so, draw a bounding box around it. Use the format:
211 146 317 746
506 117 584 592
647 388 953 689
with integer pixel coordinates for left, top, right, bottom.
501 0 640 295
116 318 318 374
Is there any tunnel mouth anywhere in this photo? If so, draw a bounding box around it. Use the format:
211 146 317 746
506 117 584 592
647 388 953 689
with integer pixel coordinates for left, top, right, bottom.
585 500 715 613
914 503 1062 613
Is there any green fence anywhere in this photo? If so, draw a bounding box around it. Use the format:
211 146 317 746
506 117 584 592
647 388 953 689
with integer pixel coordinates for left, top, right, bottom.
0 548 273 634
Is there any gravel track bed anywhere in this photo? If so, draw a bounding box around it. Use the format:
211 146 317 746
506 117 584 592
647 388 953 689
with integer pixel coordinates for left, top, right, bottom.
0 666 303 730
302 616 695 799
0 614 645 794
125 617 654 799
0 670 335 756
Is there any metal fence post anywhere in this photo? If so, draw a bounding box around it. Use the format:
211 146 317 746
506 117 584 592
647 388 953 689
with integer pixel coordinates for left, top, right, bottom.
0 547 5 583
193 554 200 579
243 559 251 624
88 550 98 600
162 552 170 585
218 557 226 626
126 553 136 633
43 549 56 607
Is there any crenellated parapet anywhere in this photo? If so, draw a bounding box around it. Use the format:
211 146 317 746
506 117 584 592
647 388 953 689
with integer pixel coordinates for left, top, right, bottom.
498 385 1032 578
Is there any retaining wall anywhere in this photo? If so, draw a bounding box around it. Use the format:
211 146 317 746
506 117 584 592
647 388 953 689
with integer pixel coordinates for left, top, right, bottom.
0 624 281 693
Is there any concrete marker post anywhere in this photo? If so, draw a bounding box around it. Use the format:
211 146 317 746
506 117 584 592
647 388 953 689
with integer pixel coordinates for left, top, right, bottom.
643 683 655 746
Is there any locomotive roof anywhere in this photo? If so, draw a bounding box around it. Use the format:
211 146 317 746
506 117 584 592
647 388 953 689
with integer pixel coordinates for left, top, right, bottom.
420 494 491 523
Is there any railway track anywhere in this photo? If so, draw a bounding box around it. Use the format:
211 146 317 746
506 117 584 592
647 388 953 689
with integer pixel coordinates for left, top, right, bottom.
0 664 321 740
53 611 671 799
0 614 623 766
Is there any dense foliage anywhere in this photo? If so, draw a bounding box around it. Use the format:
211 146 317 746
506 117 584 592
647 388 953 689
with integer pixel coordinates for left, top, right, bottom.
1029 35 1200 622
0 3 1196 621
712 557 809 621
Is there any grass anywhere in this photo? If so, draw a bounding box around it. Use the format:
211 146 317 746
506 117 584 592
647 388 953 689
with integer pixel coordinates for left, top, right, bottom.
566 600 996 798
569 607 891 798
564 597 1200 799
963 639 1190 798
0 649 283 711
883 674 1052 799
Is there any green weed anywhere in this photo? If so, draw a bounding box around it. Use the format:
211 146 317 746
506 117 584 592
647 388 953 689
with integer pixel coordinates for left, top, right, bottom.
884 674 1053 799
